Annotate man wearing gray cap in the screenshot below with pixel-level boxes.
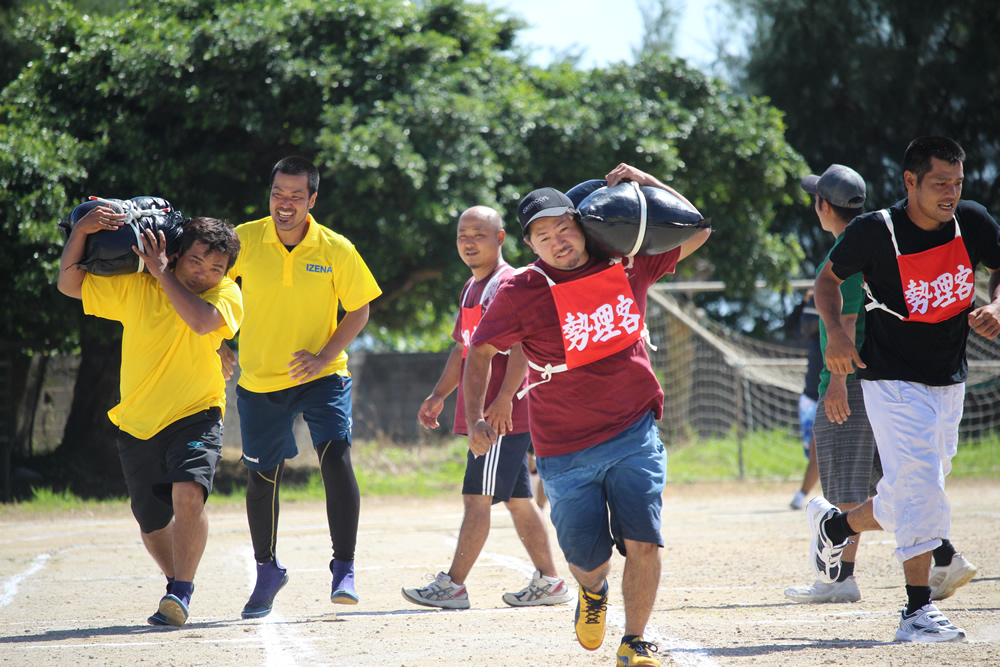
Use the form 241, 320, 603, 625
463, 163, 710, 665
810, 137, 1000, 642
786, 164, 877, 603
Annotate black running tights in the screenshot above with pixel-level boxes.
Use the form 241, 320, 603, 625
246, 441, 359, 563
318, 439, 360, 562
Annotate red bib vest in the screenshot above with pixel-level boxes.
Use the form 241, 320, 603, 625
865, 209, 974, 323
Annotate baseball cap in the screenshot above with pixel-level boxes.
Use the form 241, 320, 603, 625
517, 187, 573, 234
801, 164, 866, 209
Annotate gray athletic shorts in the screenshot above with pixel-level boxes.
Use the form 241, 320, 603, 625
814, 381, 881, 505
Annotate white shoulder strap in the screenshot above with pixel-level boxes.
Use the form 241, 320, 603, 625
625, 181, 647, 258
864, 209, 906, 319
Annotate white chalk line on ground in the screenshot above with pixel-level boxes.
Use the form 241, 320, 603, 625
242, 546, 335, 667
1, 552, 50, 610
444, 535, 722, 667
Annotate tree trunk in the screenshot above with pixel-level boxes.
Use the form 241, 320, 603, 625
53, 316, 125, 497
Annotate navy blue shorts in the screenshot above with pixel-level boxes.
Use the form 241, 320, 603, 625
536, 411, 665, 572
461, 431, 533, 504
237, 374, 353, 472
116, 407, 223, 534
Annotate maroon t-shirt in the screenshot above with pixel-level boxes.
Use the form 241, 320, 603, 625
471, 250, 679, 456
452, 264, 529, 435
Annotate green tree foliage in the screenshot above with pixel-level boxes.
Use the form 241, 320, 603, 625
0, 0, 809, 494
726, 0, 1000, 265
3, 0, 807, 347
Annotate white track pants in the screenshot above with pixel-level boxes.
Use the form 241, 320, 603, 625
861, 379, 963, 563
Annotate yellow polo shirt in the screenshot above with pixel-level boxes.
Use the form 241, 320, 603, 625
82, 272, 244, 440
230, 215, 382, 393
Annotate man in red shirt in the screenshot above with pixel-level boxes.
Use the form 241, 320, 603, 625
464, 164, 711, 665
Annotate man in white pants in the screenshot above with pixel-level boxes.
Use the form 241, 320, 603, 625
812, 137, 1000, 643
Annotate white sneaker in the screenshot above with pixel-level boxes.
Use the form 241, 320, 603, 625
401, 572, 470, 609
930, 553, 977, 600
790, 490, 807, 510
784, 576, 861, 603
807, 497, 850, 584
895, 603, 966, 643
502, 570, 573, 607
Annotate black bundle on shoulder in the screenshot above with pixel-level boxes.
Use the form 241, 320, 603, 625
59, 196, 186, 276
566, 179, 711, 258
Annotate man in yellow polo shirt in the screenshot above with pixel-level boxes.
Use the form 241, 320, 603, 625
58, 212, 243, 627
221, 156, 382, 619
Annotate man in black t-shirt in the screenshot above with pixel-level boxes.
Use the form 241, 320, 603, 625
810, 137, 1000, 643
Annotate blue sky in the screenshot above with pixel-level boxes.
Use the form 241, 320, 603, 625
484, 0, 725, 70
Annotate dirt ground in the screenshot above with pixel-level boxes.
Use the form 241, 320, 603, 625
2, 479, 998, 666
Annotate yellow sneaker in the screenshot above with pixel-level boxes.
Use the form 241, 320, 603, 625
574, 581, 608, 650
616, 637, 660, 666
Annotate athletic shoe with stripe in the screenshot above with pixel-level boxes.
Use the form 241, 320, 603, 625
401, 572, 470, 609
617, 636, 660, 666
502, 570, 573, 607
574, 580, 608, 650
895, 603, 966, 643
807, 497, 850, 584
784, 576, 861, 603
930, 554, 977, 601
146, 610, 170, 626
157, 594, 189, 627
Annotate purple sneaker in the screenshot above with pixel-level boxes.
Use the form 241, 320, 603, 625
330, 559, 358, 605
241, 560, 289, 619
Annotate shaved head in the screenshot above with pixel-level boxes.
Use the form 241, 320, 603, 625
456, 205, 505, 278
458, 205, 503, 233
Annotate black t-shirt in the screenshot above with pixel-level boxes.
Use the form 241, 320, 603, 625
829, 199, 1000, 386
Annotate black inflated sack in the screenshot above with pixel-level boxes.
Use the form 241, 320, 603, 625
572, 181, 711, 257
59, 196, 186, 276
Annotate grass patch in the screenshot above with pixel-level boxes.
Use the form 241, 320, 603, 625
952, 435, 1000, 477
214, 438, 470, 503
5, 431, 1000, 510
3, 486, 129, 513
665, 428, 806, 482
665, 428, 1000, 482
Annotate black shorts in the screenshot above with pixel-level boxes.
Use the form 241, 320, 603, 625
461, 431, 532, 504
117, 407, 223, 533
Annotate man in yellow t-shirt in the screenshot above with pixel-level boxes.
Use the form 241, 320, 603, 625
221, 156, 381, 619
58, 213, 243, 628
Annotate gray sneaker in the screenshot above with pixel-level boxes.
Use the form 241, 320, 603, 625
401, 572, 470, 609
807, 497, 850, 583
502, 570, 573, 607
930, 554, 977, 600
784, 576, 861, 603
895, 603, 966, 643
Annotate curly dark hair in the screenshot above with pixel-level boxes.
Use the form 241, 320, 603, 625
178, 217, 240, 270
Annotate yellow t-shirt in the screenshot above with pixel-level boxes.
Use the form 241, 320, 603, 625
230, 215, 382, 393
82, 272, 244, 440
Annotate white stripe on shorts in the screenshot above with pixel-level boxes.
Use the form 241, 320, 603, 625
481, 434, 502, 496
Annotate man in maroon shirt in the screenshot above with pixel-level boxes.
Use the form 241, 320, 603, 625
464, 164, 710, 665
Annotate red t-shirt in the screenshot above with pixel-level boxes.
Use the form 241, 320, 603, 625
452, 264, 529, 435
471, 250, 680, 456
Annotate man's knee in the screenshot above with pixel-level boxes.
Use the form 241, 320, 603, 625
172, 481, 207, 513
462, 494, 493, 513
622, 539, 660, 557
